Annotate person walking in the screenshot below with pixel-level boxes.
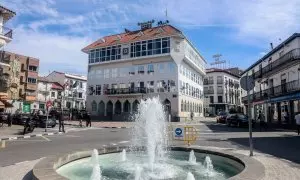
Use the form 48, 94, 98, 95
58, 111, 65, 133
7, 113, 12, 127
258, 111, 267, 131
86, 112, 91, 127
295, 112, 300, 135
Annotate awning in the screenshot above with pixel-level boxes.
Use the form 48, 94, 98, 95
0, 100, 13, 108
266, 92, 300, 104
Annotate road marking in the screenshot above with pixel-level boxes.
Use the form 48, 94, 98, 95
102, 145, 107, 147
41, 136, 51, 141
118, 141, 130, 144
48, 133, 54, 135
111, 143, 117, 146
24, 135, 30, 139
8, 137, 17, 141
1, 140, 5, 148
36, 134, 43, 137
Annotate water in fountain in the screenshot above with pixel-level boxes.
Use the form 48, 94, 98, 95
204, 156, 214, 177
131, 97, 168, 166
121, 149, 127, 162
90, 149, 101, 180
186, 172, 196, 180
134, 165, 142, 180
188, 150, 197, 165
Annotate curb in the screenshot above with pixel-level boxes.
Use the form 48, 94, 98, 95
0, 131, 63, 142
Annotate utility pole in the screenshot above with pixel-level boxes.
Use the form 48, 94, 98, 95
246, 72, 253, 156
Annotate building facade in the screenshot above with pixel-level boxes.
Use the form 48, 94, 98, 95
241, 33, 300, 127
37, 77, 63, 110
0, 51, 39, 113
0, 5, 15, 110
82, 22, 206, 121
204, 68, 242, 116
46, 71, 87, 110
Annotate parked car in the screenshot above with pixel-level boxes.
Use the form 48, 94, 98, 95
226, 114, 255, 127
37, 115, 56, 128
49, 109, 70, 121
12, 114, 31, 125
216, 112, 229, 123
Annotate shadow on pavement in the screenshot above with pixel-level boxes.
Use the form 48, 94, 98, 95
227, 135, 300, 164
22, 170, 33, 180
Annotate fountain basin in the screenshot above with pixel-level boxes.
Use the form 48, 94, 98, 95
32, 146, 264, 180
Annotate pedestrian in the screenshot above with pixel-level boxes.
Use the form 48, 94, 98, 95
7, 113, 12, 127
258, 111, 267, 131
190, 111, 194, 121
86, 112, 91, 127
58, 111, 65, 133
295, 112, 300, 135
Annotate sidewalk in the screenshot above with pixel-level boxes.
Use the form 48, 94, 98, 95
64, 120, 134, 128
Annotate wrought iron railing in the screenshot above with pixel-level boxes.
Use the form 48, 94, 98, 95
204, 89, 214, 94
105, 87, 147, 95
0, 25, 13, 39
253, 48, 300, 79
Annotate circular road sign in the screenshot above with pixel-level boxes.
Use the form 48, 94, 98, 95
240, 75, 255, 91
175, 128, 183, 136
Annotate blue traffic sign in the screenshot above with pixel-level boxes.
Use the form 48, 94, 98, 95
175, 128, 183, 136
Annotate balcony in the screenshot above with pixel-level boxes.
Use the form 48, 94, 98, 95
0, 25, 13, 39
105, 87, 147, 95
217, 80, 223, 84
242, 80, 300, 103
208, 80, 214, 85
204, 89, 214, 94
253, 48, 300, 79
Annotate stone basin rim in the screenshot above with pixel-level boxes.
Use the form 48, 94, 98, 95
32, 146, 265, 180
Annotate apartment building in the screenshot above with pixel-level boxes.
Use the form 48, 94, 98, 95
82, 21, 206, 121
241, 33, 300, 127
204, 68, 242, 116
46, 71, 87, 109
37, 77, 63, 110
0, 5, 15, 110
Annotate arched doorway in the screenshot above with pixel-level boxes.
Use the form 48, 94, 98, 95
106, 101, 113, 119
132, 100, 139, 112
115, 100, 122, 114
98, 101, 105, 116
163, 99, 171, 121
123, 100, 131, 113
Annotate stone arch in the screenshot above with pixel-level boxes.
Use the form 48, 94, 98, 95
132, 100, 139, 112
98, 101, 105, 116
115, 100, 122, 114
123, 100, 131, 113
106, 101, 113, 117
91, 100, 97, 112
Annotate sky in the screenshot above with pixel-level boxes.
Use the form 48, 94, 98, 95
2, 0, 300, 76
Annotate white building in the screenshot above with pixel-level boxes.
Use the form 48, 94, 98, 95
203, 68, 242, 116
82, 22, 206, 121
46, 71, 87, 110
241, 33, 300, 127
36, 76, 64, 110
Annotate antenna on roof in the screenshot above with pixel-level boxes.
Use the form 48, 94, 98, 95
211, 54, 226, 69
124, 28, 131, 33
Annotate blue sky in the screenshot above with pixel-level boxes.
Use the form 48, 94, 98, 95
2, 0, 300, 76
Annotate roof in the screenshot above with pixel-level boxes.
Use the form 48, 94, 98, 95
65, 73, 87, 81
241, 33, 300, 76
38, 76, 50, 82
82, 25, 182, 53
206, 68, 241, 78
0, 5, 16, 22
51, 82, 63, 90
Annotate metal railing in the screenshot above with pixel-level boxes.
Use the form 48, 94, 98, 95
105, 87, 147, 95
0, 25, 13, 39
217, 80, 223, 84
242, 80, 300, 102
208, 80, 214, 84
204, 89, 214, 94
217, 89, 224, 94
253, 48, 300, 79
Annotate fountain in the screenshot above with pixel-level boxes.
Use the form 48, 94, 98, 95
121, 149, 127, 162
189, 150, 197, 165
55, 97, 245, 180
90, 149, 101, 180
186, 172, 195, 180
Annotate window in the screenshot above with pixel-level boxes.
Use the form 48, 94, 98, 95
91, 101, 97, 111
28, 66, 37, 72
138, 65, 144, 74
78, 92, 83, 98
130, 38, 170, 57
218, 96, 223, 103
147, 81, 155, 93
104, 69, 110, 78
112, 68, 118, 78
158, 63, 164, 73
51, 92, 55, 97
96, 69, 103, 79
27, 77, 37, 84
147, 40, 153, 55
210, 96, 214, 103
96, 85, 101, 95
279, 50, 284, 57
147, 64, 154, 74
129, 66, 135, 76
79, 82, 83, 88
162, 37, 170, 53
169, 62, 176, 72
168, 80, 176, 92
157, 80, 164, 92
58, 91, 61, 96
217, 76, 223, 84
89, 46, 121, 64
154, 39, 162, 54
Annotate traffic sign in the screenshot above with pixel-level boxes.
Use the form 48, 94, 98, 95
240, 75, 254, 91
175, 128, 183, 137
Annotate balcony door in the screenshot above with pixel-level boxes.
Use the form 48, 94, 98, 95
281, 79, 287, 93
269, 79, 274, 95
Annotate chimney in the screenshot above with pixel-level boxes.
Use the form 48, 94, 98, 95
270, 43, 274, 50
